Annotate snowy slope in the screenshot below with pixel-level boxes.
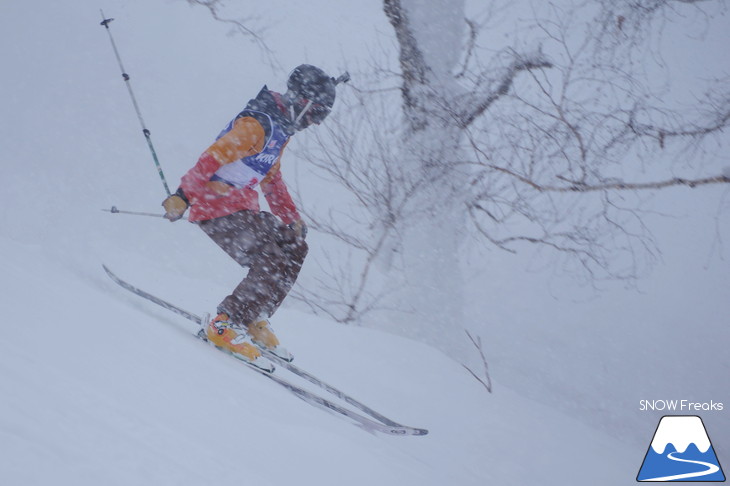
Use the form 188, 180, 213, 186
1, 238, 640, 486
1, 0, 727, 485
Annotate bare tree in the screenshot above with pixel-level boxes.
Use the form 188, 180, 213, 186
292, 0, 729, 359
462, 0, 729, 279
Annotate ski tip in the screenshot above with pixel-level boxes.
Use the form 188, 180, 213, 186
391, 427, 429, 436
262, 347, 294, 363
102, 264, 123, 285
247, 360, 275, 374
251, 357, 276, 373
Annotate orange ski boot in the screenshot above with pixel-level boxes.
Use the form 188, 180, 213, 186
246, 317, 293, 362
206, 313, 273, 371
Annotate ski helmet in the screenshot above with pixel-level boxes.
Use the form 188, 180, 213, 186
286, 64, 337, 126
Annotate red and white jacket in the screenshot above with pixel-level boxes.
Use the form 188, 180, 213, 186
179, 90, 301, 224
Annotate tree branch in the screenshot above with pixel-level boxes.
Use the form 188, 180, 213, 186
462, 330, 493, 393
185, 0, 277, 66
460, 55, 552, 128
480, 161, 730, 193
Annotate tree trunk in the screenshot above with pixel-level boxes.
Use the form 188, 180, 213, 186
382, 0, 472, 355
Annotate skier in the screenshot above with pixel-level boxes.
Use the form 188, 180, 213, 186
161, 65, 345, 367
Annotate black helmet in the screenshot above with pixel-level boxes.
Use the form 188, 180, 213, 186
287, 64, 337, 109
285, 65, 349, 130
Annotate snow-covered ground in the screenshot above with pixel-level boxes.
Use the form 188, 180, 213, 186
2, 239, 641, 485
1, 1, 727, 485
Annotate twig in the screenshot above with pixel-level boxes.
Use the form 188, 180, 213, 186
462, 330, 493, 393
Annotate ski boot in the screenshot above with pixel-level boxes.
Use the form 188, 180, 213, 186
202, 313, 274, 372
246, 316, 294, 362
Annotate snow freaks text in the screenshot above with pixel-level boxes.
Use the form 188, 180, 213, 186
639, 400, 724, 412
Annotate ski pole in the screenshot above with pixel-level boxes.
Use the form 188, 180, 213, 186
102, 206, 179, 219
99, 10, 172, 197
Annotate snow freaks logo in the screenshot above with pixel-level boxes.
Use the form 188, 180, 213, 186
637, 415, 726, 482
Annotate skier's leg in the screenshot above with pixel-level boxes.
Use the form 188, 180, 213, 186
198, 211, 292, 325
263, 229, 308, 317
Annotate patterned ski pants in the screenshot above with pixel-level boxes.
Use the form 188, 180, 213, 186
198, 210, 308, 326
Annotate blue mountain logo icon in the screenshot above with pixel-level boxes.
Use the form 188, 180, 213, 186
637, 415, 725, 482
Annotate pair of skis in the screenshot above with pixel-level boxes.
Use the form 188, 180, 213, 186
102, 265, 428, 436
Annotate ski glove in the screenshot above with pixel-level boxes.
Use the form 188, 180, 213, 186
288, 219, 308, 240
162, 188, 189, 222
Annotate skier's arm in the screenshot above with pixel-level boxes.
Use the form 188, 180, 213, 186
261, 163, 301, 226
